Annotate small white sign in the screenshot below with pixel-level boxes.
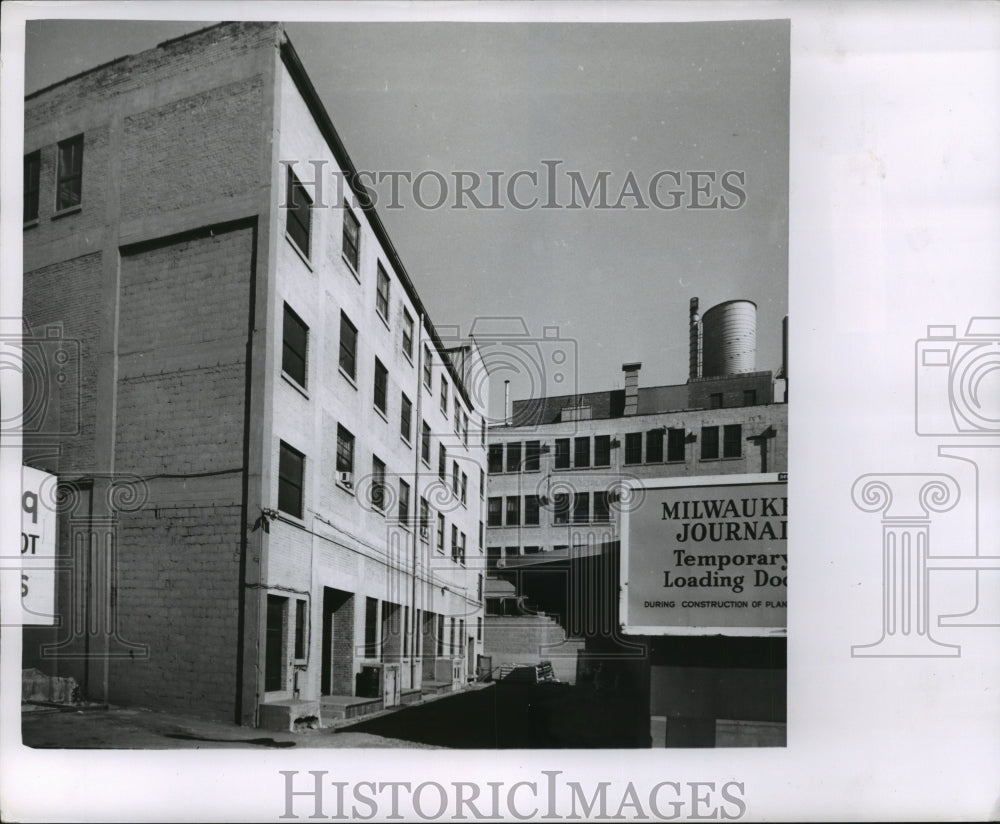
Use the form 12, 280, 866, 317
21, 465, 57, 626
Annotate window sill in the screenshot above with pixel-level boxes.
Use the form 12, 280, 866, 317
402, 350, 414, 368
339, 367, 358, 389
342, 253, 361, 282
281, 372, 309, 399
699, 456, 744, 463
336, 480, 355, 496
377, 311, 391, 332
374, 406, 389, 423
401, 434, 412, 449
52, 204, 82, 220
421, 457, 431, 469
23, 218, 39, 230
285, 233, 314, 271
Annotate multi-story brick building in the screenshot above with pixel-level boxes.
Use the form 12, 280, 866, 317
484, 298, 788, 746
21, 21, 489, 727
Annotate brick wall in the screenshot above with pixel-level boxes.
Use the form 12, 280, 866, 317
110, 502, 243, 719
121, 76, 263, 221
21, 252, 104, 474
108, 223, 254, 718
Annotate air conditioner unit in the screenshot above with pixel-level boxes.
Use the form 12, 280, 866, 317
420, 525, 430, 539
338, 471, 353, 488
496, 558, 506, 568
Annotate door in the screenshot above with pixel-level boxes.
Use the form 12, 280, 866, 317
265, 595, 285, 692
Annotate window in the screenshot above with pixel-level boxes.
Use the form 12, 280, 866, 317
574, 437, 590, 468
398, 479, 410, 524
294, 599, 307, 660
342, 208, 360, 271
278, 441, 304, 518
554, 438, 570, 469
454, 402, 461, 434
488, 444, 503, 474
701, 426, 720, 460
667, 428, 686, 462
479, 521, 484, 549
372, 456, 386, 510
479, 469, 485, 499
553, 493, 570, 525
365, 597, 378, 658
402, 311, 414, 360
524, 495, 540, 526
400, 393, 412, 442
744, 389, 757, 406
624, 433, 643, 465
461, 412, 469, 446
506, 442, 521, 473
56, 134, 83, 211
339, 312, 357, 380
594, 435, 611, 467
477, 615, 483, 641
481, 419, 486, 449
452, 461, 460, 496
488, 497, 502, 527
723, 424, 743, 458
460, 472, 468, 506
506, 496, 520, 526
373, 358, 388, 414
460, 532, 467, 565
420, 497, 430, 538
285, 168, 312, 257
440, 378, 449, 415
594, 491, 610, 523
376, 263, 390, 321
23, 151, 40, 222
451, 524, 459, 562
282, 304, 308, 388
646, 429, 664, 463
336, 424, 354, 477
572, 492, 590, 524
438, 444, 446, 481
525, 441, 541, 471
423, 345, 433, 388
437, 513, 445, 552
710, 392, 724, 409
487, 547, 501, 572
421, 421, 431, 464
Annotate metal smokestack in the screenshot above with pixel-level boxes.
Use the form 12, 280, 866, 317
689, 297, 701, 381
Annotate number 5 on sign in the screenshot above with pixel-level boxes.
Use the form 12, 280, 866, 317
21, 466, 57, 626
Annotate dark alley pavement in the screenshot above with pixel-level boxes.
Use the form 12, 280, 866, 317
22, 682, 645, 749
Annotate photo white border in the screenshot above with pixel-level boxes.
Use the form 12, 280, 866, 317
3, 1, 999, 821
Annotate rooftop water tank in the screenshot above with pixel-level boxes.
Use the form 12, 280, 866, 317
700, 300, 757, 377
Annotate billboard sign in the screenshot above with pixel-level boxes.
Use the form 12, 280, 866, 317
21, 465, 57, 626
620, 473, 787, 636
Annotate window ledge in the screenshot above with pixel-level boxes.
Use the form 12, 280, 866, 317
336, 480, 356, 496
342, 254, 361, 282
401, 434, 412, 448
374, 406, 389, 423
281, 372, 310, 399
338, 367, 358, 389
52, 204, 82, 220
285, 233, 314, 271
377, 311, 391, 331
402, 350, 414, 368
23, 218, 39, 230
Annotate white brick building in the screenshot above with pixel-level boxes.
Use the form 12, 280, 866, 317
22, 22, 488, 727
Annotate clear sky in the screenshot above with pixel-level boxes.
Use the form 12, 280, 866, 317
25, 18, 788, 420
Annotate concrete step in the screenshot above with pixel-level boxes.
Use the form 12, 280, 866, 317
320, 694, 383, 721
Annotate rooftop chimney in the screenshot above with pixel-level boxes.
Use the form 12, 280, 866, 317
689, 297, 701, 381
622, 362, 642, 416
